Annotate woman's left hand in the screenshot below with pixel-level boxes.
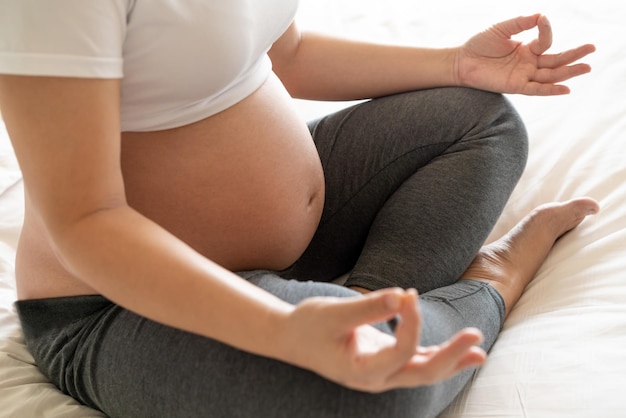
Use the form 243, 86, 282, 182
456, 14, 595, 96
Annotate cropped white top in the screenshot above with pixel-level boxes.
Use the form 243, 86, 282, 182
0, 0, 299, 131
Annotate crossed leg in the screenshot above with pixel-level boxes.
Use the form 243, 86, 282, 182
351, 197, 599, 318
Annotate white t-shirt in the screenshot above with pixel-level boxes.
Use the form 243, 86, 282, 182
0, 0, 299, 131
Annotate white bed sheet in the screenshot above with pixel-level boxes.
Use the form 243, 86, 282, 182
1, 1, 625, 417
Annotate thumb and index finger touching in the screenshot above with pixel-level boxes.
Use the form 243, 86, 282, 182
327, 287, 422, 363
529, 15, 553, 56
328, 288, 424, 388
495, 14, 553, 55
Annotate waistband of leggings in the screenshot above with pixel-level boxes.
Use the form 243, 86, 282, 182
15, 294, 113, 342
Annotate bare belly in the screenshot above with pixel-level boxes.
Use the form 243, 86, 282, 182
15, 74, 325, 300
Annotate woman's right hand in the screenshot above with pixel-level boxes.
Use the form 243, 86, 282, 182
279, 288, 487, 393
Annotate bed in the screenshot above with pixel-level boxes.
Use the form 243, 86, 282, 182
1, 0, 625, 416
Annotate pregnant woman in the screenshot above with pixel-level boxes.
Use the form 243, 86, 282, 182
0, 2, 597, 417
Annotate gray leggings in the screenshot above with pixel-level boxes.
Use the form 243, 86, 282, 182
16, 87, 528, 418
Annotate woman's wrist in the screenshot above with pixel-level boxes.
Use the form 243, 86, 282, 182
258, 300, 299, 363
407, 46, 463, 90
449, 46, 464, 88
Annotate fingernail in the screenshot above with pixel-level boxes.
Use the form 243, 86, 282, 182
467, 327, 484, 344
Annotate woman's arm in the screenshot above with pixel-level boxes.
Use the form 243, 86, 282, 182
0, 75, 295, 358
269, 14, 595, 101
269, 23, 457, 101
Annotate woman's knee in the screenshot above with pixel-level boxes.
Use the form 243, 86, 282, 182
473, 89, 528, 158
444, 87, 528, 180
401, 87, 528, 160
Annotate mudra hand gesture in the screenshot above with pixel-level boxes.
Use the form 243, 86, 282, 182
456, 14, 595, 96
282, 288, 487, 393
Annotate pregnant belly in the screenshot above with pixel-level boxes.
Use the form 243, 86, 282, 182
120, 74, 325, 271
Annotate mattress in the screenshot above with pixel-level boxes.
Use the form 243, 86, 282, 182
1, 0, 625, 416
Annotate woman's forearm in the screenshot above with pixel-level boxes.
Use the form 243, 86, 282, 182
53, 204, 295, 360
271, 30, 460, 101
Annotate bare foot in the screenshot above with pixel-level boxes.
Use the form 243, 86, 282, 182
461, 197, 600, 317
